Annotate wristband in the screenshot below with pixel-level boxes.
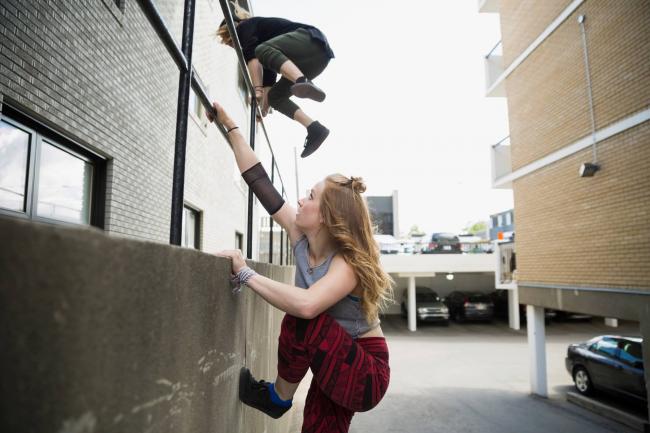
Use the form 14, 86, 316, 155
230, 266, 258, 294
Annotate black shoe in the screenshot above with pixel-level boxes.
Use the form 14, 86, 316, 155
239, 367, 291, 419
290, 79, 326, 102
301, 121, 329, 158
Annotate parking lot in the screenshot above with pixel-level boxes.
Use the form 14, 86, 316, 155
290, 316, 645, 432
352, 317, 644, 432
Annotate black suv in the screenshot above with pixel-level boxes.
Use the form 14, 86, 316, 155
422, 233, 461, 254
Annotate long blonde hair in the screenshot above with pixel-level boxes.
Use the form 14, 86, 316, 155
320, 174, 394, 323
216, 2, 251, 46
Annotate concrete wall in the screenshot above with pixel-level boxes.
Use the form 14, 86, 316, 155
0, 216, 296, 433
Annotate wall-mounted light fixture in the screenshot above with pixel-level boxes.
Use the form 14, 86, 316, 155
579, 162, 600, 177
578, 14, 600, 178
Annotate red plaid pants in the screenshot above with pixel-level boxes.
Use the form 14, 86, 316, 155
278, 313, 390, 433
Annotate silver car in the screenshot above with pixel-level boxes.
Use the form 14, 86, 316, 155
401, 287, 450, 325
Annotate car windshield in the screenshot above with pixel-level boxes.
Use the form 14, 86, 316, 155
468, 294, 491, 302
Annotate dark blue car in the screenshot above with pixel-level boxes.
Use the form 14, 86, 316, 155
565, 335, 646, 402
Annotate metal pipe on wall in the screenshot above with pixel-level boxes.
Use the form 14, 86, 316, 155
169, 0, 197, 245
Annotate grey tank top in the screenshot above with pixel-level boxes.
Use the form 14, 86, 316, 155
294, 236, 380, 339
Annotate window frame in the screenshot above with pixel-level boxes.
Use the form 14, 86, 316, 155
181, 203, 201, 250
0, 106, 106, 228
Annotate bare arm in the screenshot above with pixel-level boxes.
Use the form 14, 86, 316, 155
243, 255, 357, 318
210, 102, 302, 244
247, 58, 264, 100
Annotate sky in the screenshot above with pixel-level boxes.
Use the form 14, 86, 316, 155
251, 0, 513, 236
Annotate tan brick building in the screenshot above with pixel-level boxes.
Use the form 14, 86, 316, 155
480, 0, 650, 411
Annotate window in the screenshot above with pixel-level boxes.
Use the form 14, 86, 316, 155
0, 108, 105, 227
188, 88, 207, 127
181, 205, 201, 249
235, 231, 243, 251
593, 338, 618, 358
505, 212, 512, 226
617, 341, 642, 366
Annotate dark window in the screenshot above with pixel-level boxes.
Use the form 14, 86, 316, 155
235, 231, 243, 251
181, 205, 200, 249
0, 108, 105, 227
593, 338, 618, 358
617, 341, 642, 366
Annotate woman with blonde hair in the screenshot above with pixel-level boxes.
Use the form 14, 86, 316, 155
209, 101, 392, 432
216, 4, 334, 158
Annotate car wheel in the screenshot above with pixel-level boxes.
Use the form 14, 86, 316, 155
573, 366, 593, 396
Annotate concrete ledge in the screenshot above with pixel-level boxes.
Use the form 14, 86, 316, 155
566, 392, 649, 432
0, 216, 295, 433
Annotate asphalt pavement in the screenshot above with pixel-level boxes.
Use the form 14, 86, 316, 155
287, 316, 643, 432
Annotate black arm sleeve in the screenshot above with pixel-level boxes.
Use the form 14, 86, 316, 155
242, 162, 285, 215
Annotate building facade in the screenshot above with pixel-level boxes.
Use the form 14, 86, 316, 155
0, 0, 289, 261
481, 0, 650, 409
489, 209, 514, 241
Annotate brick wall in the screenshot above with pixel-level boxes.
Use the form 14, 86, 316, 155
504, 0, 650, 172
498, 1, 650, 292
499, 0, 571, 67
513, 122, 650, 290
0, 0, 259, 253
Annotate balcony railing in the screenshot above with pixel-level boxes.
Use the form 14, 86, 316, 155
137, 0, 291, 265
484, 40, 505, 97
490, 136, 513, 189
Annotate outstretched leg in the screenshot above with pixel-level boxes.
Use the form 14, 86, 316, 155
254, 29, 331, 158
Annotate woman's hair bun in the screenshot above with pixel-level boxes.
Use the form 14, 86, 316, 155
350, 176, 366, 194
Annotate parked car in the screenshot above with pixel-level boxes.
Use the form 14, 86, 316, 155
422, 233, 462, 254
400, 287, 449, 325
566, 335, 646, 402
445, 291, 494, 322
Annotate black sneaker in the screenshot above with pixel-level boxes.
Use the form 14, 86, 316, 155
301, 121, 329, 158
239, 367, 291, 419
290, 79, 326, 102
